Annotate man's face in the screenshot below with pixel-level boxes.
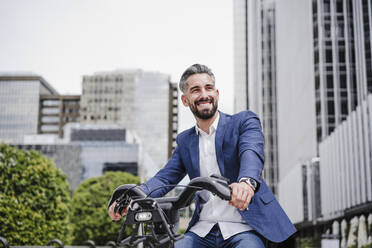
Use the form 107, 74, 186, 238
181, 73, 219, 120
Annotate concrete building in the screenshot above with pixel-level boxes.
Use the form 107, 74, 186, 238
234, 0, 372, 243
233, 0, 249, 113
168, 82, 178, 158
64, 123, 140, 181
39, 94, 80, 138
15, 143, 83, 191
0, 74, 58, 144
275, 0, 372, 224
80, 69, 176, 176
274, 0, 318, 224
316, 94, 372, 247
319, 94, 372, 219
0, 74, 81, 143
21, 124, 142, 190
233, 0, 280, 194
312, 0, 372, 143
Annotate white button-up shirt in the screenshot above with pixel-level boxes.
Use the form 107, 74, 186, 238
189, 113, 252, 240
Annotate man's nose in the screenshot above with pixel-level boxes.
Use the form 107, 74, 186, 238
200, 88, 208, 99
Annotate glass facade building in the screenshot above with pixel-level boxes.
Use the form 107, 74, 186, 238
234, 0, 372, 238
0, 75, 57, 144
312, 0, 372, 143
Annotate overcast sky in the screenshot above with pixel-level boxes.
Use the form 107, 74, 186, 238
0, 0, 234, 130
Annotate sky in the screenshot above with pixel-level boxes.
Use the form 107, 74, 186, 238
0, 0, 234, 130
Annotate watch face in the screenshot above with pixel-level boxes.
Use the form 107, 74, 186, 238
248, 178, 257, 188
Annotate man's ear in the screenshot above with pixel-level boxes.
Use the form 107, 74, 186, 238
181, 94, 189, 107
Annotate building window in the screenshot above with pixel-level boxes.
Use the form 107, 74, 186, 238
341, 101, 348, 115
326, 49, 333, 63
339, 49, 346, 63
326, 75, 334, 89
327, 101, 335, 115
336, 0, 343, 13
323, 0, 330, 13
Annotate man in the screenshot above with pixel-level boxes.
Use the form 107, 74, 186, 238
109, 64, 296, 247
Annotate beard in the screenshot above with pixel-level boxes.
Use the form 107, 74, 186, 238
190, 98, 218, 120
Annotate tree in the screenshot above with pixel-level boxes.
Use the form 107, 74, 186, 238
0, 144, 72, 245
70, 171, 140, 245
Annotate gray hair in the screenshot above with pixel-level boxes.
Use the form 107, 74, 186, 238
179, 64, 216, 93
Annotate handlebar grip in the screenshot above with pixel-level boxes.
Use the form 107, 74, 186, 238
107, 184, 146, 211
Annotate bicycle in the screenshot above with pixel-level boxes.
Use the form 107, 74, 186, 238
107, 175, 232, 248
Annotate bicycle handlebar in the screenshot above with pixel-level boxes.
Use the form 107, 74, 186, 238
109, 175, 231, 213
172, 175, 231, 209
108, 175, 232, 247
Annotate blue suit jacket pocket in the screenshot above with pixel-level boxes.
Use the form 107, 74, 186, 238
259, 191, 275, 205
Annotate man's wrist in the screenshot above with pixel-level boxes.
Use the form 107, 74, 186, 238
239, 177, 259, 192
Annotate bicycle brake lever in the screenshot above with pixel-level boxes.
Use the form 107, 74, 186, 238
113, 202, 122, 214
114, 195, 130, 214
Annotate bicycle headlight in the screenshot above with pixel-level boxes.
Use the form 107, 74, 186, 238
135, 212, 152, 222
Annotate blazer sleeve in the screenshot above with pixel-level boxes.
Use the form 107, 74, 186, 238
238, 111, 265, 183
140, 138, 186, 197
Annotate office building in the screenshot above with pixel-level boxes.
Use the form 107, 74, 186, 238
0, 74, 58, 144
65, 124, 139, 180
233, 0, 279, 194
80, 69, 176, 175
168, 83, 178, 157
20, 124, 141, 190
319, 94, 372, 219
275, 0, 372, 223
234, 0, 372, 242
15, 143, 83, 190
39, 95, 80, 138
312, 0, 372, 143
233, 0, 249, 113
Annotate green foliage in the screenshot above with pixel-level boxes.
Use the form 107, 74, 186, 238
296, 237, 318, 248
70, 171, 140, 245
0, 144, 72, 245
361, 244, 372, 248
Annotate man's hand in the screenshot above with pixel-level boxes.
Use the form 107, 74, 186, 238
108, 202, 129, 221
229, 182, 255, 210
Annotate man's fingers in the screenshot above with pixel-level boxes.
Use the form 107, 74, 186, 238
229, 182, 255, 210
236, 187, 245, 209
109, 202, 123, 221
240, 190, 249, 210
229, 184, 237, 203
121, 206, 129, 216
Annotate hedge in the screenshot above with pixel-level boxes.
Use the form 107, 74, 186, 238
70, 171, 140, 245
0, 144, 72, 245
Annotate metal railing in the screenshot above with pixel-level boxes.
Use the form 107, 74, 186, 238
0, 237, 117, 248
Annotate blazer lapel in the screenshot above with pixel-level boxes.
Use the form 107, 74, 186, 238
215, 112, 228, 176
189, 129, 200, 178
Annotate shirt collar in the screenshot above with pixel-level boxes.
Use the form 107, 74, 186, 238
195, 112, 220, 136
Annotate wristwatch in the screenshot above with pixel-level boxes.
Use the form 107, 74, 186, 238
240, 177, 259, 192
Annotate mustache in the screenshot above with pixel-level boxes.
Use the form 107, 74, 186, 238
195, 98, 213, 105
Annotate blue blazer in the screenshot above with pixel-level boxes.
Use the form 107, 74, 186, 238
141, 111, 296, 243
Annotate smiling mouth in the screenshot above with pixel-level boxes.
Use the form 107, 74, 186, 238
196, 99, 212, 106
198, 102, 211, 106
